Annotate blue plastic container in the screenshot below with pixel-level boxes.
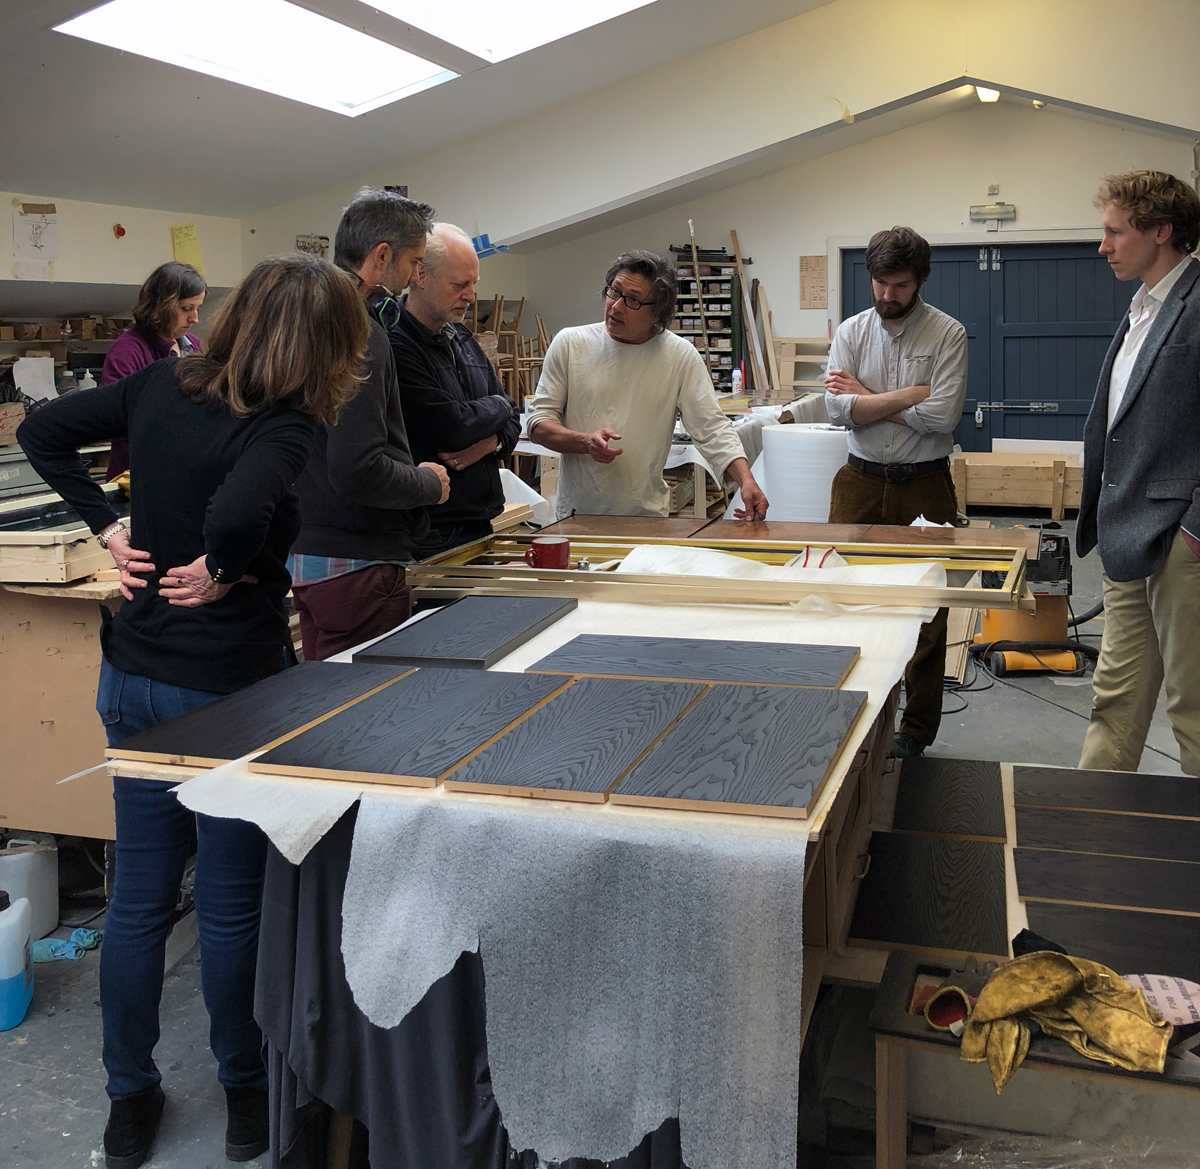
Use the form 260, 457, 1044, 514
0, 890, 34, 1031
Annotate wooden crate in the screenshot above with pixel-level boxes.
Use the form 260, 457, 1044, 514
0, 524, 111, 583
951, 451, 1082, 520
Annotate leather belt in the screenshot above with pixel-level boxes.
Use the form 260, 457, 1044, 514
847, 454, 949, 483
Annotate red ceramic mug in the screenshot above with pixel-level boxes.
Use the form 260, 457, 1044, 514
524, 536, 570, 569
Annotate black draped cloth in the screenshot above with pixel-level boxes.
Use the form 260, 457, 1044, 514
255, 804, 687, 1169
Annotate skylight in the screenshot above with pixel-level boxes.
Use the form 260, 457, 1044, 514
54, 0, 456, 117
366, 0, 659, 64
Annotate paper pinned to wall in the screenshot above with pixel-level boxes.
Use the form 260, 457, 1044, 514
798, 255, 828, 310
13, 260, 51, 281
170, 223, 206, 276
13, 357, 56, 402
13, 211, 60, 262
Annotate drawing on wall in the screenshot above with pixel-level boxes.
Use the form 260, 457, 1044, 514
13, 211, 60, 261
296, 234, 330, 258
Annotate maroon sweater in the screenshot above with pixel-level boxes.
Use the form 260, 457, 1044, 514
101, 325, 202, 478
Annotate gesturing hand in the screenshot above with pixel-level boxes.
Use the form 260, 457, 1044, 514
420, 461, 451, 504
585, 428, 623, 464
158, 555, 257, 608
824, 368, 868, 396
105, 529, 155, 603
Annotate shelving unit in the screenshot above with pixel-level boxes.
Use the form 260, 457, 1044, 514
668, 246, 743, 392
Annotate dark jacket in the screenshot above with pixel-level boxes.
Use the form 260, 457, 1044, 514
387, 296, 520, 528
18, 358, 312, 693
1078, 258, 1200, 582
292, 318, 444, 560
101, 324, 203, 479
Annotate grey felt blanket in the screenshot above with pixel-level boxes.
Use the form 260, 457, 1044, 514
341, 790, 806, 1169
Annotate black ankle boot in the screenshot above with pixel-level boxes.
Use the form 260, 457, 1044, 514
225, 1086, 269, 1162
104, 1084, 165, 1169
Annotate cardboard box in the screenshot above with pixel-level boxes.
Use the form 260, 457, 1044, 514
0, 326, 13, 342
0, 402, 25, 445
39, 324, 62, 341
15, 323, 39, 341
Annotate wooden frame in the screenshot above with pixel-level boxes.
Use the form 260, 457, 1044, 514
408, 533, 1035, 611
950, 451, 1082, 520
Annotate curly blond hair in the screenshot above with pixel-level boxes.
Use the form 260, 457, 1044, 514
1096, 171, 1199, 254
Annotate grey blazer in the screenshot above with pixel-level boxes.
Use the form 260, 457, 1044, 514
1077, 257, 1200, 582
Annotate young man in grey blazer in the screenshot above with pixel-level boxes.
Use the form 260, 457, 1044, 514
1077, 171, 1200, 776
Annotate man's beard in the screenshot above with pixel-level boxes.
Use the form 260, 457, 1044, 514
874, 292, 918, 320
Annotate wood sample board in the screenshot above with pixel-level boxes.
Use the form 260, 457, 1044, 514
1024, 902, 1200, 984
848, 832, 1009, 959
106, 661, 411, 767
1014, 848, 1200, 917
352, 595, 577, 669
1013, 764, 1200, 820
609, 684, 867, 820
250, 669, 567, 787
1015, 806, 1197, 863
890, 758, 1005, 841
443, 676, 705, 802
526, 634, 859, 689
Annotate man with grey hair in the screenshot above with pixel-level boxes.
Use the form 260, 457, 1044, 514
289, 187, 450, 659
528, 249, 767, 519
383, 222, 520, 558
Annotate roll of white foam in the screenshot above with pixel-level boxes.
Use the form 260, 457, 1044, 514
749, 423, 848, 522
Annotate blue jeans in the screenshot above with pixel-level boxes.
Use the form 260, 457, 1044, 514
96, 658, 269, 1100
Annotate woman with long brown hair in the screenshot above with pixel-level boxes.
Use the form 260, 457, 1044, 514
102, 260, 209, 480
18, 253, 369, 1169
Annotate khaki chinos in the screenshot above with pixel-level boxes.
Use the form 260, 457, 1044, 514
1080, 529, 1200, 776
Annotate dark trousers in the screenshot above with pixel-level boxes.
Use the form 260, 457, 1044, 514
412, 519, 494, 562
291, 563, 412, 661
828, 462, 959, 747
95, 659, 269, 1100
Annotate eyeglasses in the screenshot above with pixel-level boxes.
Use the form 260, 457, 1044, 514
604, 284, 655, 311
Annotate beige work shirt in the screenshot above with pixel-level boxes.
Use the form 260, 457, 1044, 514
528, 323, 745, 518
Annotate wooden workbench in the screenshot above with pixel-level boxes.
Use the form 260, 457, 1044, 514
1, 578, 120, 838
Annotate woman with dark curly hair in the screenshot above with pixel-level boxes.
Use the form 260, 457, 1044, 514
101, 260, 208, 480
19, 253, 369, 1169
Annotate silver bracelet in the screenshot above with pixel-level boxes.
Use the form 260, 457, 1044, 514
97, 522, 127, 550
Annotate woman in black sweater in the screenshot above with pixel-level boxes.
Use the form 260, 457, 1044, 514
18, 254, 369, 1169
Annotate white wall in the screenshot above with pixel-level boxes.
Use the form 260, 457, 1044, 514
521, 102, 1194, 337
241, 0, 1200, 277
0, 192, 242, 291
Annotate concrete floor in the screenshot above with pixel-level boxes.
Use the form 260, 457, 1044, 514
0, 511, 1185, 1167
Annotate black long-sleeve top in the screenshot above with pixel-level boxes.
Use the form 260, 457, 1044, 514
291, 318, 444, 559
17, 358, 314, 693
388, 297, 520, 528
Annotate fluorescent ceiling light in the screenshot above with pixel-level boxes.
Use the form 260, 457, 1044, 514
55, 0, 456, 116
975, 86, 1000, 103
366, 0, 659, 63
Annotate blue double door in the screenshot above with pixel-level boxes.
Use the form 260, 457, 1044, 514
840, 242, 1134, 451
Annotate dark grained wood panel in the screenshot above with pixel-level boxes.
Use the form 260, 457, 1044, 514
106, 661, 411, 766
890, 758, 1005, 840
1016, 807, 1200, 863
443, 677, 705, 801
610, 685, 868, 819
1014, 765, 1200, 820
249, 669, 566, 786
527, 634, 859, 688
1025, 902, 1200, 983
849, 833, 1008, 958
539, 514, 717, 538
352, 596, 576, 669
1015, 847, 1200, 916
